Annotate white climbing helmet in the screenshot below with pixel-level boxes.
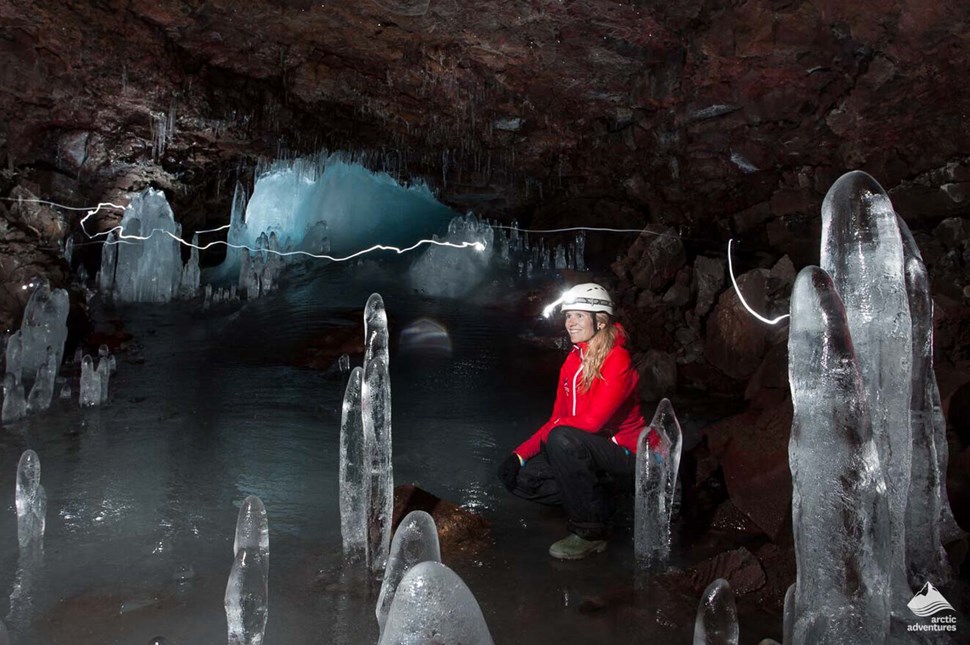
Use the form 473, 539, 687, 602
542, 283, 614, 318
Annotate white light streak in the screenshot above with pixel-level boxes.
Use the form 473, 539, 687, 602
727, 238, 790, 325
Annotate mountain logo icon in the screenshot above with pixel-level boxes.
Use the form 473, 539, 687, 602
908, 582, 956, 617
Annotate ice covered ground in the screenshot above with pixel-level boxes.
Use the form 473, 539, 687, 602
0, 260, 757, 644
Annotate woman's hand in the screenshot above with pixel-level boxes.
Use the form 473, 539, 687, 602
497, 453, 524, 491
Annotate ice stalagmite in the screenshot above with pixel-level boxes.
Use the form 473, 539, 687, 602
693, 578, 739, 645
96, 355, 111, 404
25, 347, 57, 414
896, 215, 950, 587
98, 230, 118, 294
19, 282, 69, 377
379, 561, 494, 645
339, 367, 367, 560
363, 356, 392, 574
364, 293, 389, 368
377, 510, 441, 634
783, 583, 794, 645
16, 450, 46, 548
225, 547, 268, 645
788, 266, 890, 644
2, 374, 26, 424
226, 496, 269, 645
4, 330, 23, 382
820, 171, 912, 613
635, 398, 683, 568
79, 355, 101, 407
234, 495, 270, 566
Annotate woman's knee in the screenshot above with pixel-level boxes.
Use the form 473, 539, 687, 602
546, 425, 585, 457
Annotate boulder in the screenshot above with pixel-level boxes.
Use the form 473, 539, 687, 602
692, 255, 724, 318
392, 484, 491, 558
703, 397, 793, 540
703, 268, 769, 380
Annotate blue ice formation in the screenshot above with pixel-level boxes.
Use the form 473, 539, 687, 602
214, 154, 455, 280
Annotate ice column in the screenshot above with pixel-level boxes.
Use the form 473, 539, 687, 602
896, 216, 950, 586
226, 496, 269, 645
2, 374, 26, 424
788, 266, 891, 644
363, 356, 393, 575
379, 561, 494, 645
339, 367, 367, 560
19, 283, 69, 378
820, 171, 912, 612
15, 450, 46, 548
79, 355, 102, 407
635, 398, 683, 568
364, 293, 390, 368
180, 233, 201, 298
693, 579, 738, 645
25, 347, 57, 414
377, 511, 441, 634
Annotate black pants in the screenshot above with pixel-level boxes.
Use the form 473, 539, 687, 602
510, 426, 636, 540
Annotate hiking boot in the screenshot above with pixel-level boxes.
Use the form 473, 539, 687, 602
548, 534, 607, 560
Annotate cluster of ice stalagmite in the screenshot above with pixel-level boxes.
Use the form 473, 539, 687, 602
2, 281, 69, 422
239, 232, 284, 299
819, 171, 914, 614
783, 170, 960, 643
634, 398, 683, 569
408, 214, 494, 298
99, 188, 198, 303
15, 450, 46, 548
379, 561, 494, 645
78, 346, 115, 407
408, 213, 588, 298
339, 293, 393, 574
693, 578, 738, 645
788, 266, 891, 643
225, 495, 269, 645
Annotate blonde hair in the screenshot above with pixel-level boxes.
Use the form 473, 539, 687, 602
579, 312, 617, 392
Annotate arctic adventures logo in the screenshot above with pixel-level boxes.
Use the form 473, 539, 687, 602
907, 582, 957, 634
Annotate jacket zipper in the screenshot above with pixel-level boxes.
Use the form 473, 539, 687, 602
571, 347, 584, 416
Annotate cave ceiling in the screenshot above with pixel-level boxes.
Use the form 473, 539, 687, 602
2, 0, 970, 237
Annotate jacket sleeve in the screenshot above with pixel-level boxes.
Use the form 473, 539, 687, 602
514, 366, 568, 460
553, 349, 635, 434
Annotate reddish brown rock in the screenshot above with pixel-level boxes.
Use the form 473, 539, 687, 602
392, 484, 491, 558
687, 547, 766, 596
704, 269, 769, 380
704, 397, 793, 540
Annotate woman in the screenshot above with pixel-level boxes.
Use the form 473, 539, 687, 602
497, 283, 651, 560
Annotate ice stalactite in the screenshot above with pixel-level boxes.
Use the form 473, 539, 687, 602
634, 398, 683, 569
819, 171, 912, 616
788, 266, 891, 644
408, 214, 494, 298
